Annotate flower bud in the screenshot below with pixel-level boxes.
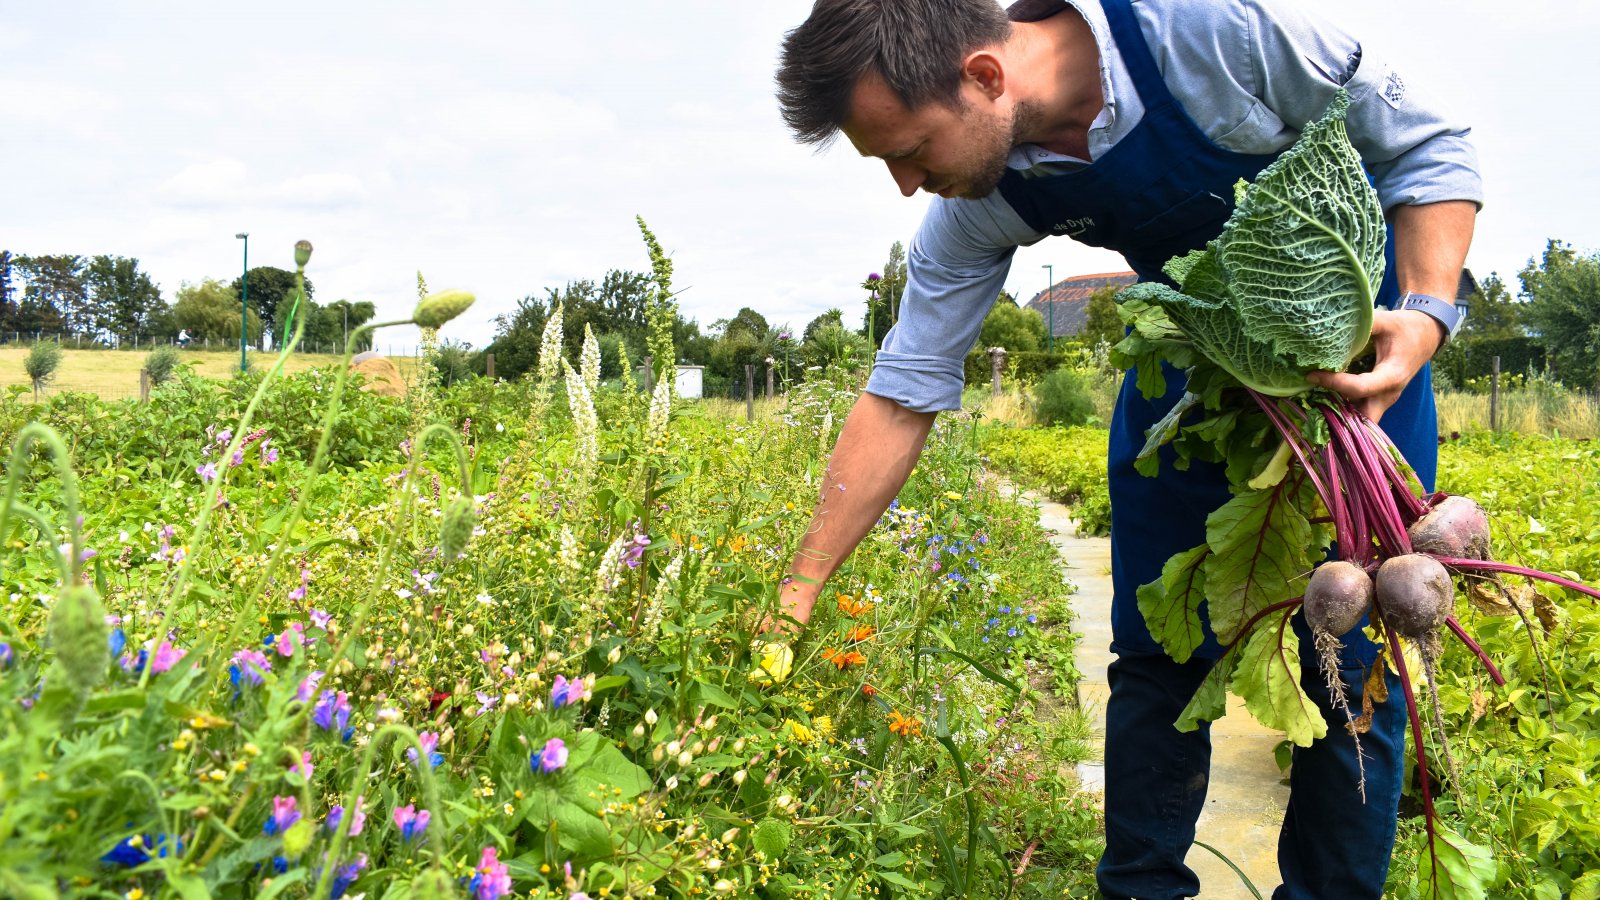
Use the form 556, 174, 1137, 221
439, 497, 475, 562
632, 722, 646, 739
677, 751, 693, 768
732, 769, 747, 785
49, 585, 109, 695
293, 240, 314, 269
645, 708, 659, 726
412, 289, 476, 329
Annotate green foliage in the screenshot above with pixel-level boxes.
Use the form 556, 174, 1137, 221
230, 265, 314, 332
1381, 432, 1600, 898
1117, 91, 1381, 396
83, 255, 170, 340
1461, 272, 1524, 341
431, 339, 479, 387
963, 349, 1074, 384
273, 297, 376, 352
802, 322, 867, 371
173, 278, 264, 345
637, 216, 677, 378
0, 345, 1093, 896
1433, 334, 1547, 388
142, 345, 184, 385
980, 425, 1112, 536
1031, 367, 1097, 427
1519, 240, 1600, 389
1079, 285, 1124, 351
979, 300, 1047, 352
23, 340, 63, 392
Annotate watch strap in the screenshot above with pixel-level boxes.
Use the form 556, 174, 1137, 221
1399, 292, 1464, 346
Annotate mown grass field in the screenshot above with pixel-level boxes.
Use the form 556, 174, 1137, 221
0, 348, 419, 400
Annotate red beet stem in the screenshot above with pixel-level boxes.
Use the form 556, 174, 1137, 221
1443, 616, 1506, 687
1431, 558, 1600, 602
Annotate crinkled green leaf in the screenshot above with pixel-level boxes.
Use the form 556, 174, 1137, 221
1234, 617, 1325, 747
1201, 479, 1316, 644
1418, 826, 1498, 900
1139, 91, 1382, 396
1137, 545, 1210, 663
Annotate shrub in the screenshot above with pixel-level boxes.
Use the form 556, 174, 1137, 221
24, 340, 63, 397
431, 339, 479, 387
1031, 367, 1097, 427
142, 345, 183, 385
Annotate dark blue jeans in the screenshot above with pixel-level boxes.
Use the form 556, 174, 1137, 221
1096, 615, 1407, 899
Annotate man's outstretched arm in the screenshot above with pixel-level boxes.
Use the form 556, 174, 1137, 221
767, 391, 936, 634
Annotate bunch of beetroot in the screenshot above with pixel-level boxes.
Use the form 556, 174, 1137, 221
1252, 388, 1600, 840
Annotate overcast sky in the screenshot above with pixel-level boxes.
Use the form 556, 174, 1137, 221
3, 1, 1595, 352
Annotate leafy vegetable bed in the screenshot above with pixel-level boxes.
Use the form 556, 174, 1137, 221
979, 426, 1112, 537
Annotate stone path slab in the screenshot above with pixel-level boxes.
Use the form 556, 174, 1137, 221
1023, 487, 1289, 899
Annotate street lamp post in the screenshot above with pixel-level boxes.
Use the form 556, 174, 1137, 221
1042, 263, 1055, 353
236, 232, 249, 372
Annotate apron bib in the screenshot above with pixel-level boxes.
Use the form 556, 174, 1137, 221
998, 0, 1438, 658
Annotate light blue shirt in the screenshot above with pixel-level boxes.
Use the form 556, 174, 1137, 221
865, 0, 1483, 413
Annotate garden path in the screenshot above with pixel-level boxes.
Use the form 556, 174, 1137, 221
1015, 485, 1289, 899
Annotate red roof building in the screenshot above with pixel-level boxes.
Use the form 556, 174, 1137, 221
1023, 271, 1139, 338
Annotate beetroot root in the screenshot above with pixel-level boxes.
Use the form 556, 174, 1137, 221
1376, 554, 1454, 640
1304, 560, 1375, 638
1409, 494, 1491, 561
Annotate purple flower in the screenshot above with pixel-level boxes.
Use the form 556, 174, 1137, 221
777, 330, 793, 341
295, 670, 325, 703
474, 691, 498, 716
291, 750, 314, 782
261, 441, 279, 466
288, 565, 311, 603
0, 643, 11, 669
407, 731, 445, 769
274, 622, 304, 658
263, 795, 300, 835
214, 428, 233, 447
78, 547, 97, 562
550, 675, 586, 711
622, 532, 650, 569
195, 462, 218, 483
534, 738, 568, 774
393, 804, 431, 842
150, 641, 186, 674
867, 272, 882, 281
326, 797, 366, 836
312, 689, 352, 738
229, 649, 272, 687
327, 853, 367, 900
310, 608, 332, 629
470, 846, 512, 900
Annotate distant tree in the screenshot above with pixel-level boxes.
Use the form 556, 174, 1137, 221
174, 279, 264, 346
881, 241, 908, 325
432, 339, 478, 387
803, 308, 843, 345
1079, 286, 1123, 350
230, 267, 313, 342
482, 294, 549, 380
804, 322, 868, 371
1519, 240, 1600, 388
273, 297, 375, 352
0, 251, 15, 333
978, 300, 1046, 351
13, 255, 84, 336
1460, 272, 1523, 340
83, 255, 168, 342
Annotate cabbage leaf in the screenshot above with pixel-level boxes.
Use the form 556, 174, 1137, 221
1117, 90, 1384, 396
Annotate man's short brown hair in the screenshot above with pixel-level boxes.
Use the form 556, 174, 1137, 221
776, 0, 1012, 147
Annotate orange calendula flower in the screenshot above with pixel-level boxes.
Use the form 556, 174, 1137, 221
888, 711, 922, 737
837, 595, 874, 617
861, 683, 878, 697
820, 647, 867, 670
846, 624, 876, 643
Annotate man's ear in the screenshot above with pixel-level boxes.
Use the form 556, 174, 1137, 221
962, 52, 1006, 100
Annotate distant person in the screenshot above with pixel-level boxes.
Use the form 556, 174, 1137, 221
176, 329, 192, 348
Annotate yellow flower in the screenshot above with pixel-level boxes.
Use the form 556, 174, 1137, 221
944, 491, 963, 501
748, 641, 793, 686
784, 719, 814, 743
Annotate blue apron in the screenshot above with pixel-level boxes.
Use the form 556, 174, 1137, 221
998, 0, 1438, 660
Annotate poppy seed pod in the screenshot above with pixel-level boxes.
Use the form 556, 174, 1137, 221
412, 289, 476, 329
439, 497, 475, 562
294, 240, 314, 270
49, 585, 109, 695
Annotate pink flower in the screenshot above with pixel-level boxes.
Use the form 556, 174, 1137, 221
393, 804, 431, 842
295, 670, 325, 703
534, 738, 568, 774
150, 640, 186, 674
327, 796, 366, 836
275, 622, 305, 658
291, 750, 314, 782
470, 846, 512, 900
263, 795, 300, 835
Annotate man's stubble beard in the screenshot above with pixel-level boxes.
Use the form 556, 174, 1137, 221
952, 96, 1043, 201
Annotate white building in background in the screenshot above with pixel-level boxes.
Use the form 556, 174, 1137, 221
675, 365, 704, 400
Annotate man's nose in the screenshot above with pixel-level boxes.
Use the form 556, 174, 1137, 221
885, 159, 924, 198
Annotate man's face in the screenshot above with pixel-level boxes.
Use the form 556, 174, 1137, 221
842, 72, 1015, 201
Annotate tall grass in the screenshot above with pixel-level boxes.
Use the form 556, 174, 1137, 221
1435, 384, 1600, 440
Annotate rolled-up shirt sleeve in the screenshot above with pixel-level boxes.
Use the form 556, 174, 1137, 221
865, 195, 1044, 413
1241, 0, 1483, 211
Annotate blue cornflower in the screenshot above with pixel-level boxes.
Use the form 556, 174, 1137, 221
1027, 614, 1038, 624
1007, 628, 1018, 638
108, 627, 126, 656
999, 606, 1010, 614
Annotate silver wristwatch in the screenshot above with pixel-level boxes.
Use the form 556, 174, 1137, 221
1399, 292, 1466, 346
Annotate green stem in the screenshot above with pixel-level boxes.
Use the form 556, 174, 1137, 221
0, 424, 85, 585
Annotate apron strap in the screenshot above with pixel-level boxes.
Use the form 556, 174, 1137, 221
1097, 0, 1178, 112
